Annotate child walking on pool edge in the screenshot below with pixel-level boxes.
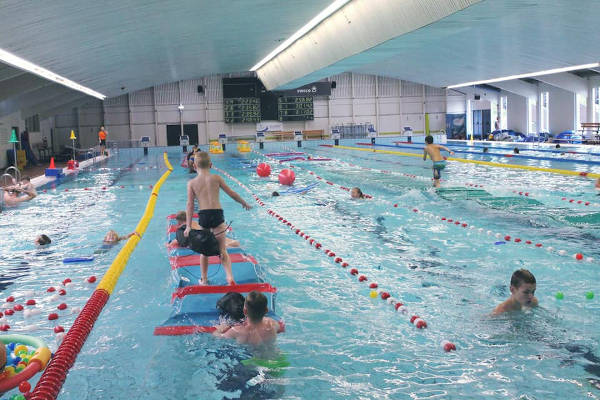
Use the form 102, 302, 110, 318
423, 136, 454, 188
184, 151, 251, 285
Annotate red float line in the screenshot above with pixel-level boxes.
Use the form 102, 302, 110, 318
30, 289, 110, 400
211, 165, 429, 331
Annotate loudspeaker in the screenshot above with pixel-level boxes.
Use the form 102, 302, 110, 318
331, 81, 336, 89
474, 94, 481, 100
197, 85, 204, 94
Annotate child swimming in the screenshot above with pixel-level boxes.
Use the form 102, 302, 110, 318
493, 269, 538, 314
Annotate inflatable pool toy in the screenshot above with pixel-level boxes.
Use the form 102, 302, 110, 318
155, 215, 284, 335
0, 334, 51, 394
241, 354, 290, 377
209, 141, 224, 154
237, 140, 251, 153
279, 182, 318, 195
256, 163, 271, 177
278, 169, 295, 185
62, 257, 95, 264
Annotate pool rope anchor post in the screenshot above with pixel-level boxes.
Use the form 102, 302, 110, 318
30, 152, 173, 400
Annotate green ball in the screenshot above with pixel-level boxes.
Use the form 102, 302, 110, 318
586, 291, 594, 300
555, 292, 564, 300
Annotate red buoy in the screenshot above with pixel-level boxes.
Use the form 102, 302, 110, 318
54, 326, 65, 333
57, 303, 67, 310
48, 313, 59, 320
350, 268, 358, 275
369, 283, 378, 289
358, 275, 367, 282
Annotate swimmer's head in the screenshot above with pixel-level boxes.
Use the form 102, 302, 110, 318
350, 187, 364, 199
425, 136, 434, 144
195, 151, 211, 169
244, 291, 268, 323
556, 144, 561, 149
272, 191, 280, 197
483, 147, 489, 153
513, 147, 520, 154
103, 230, 119, 244
21, 176, 31, 184
175, 211, 186, 224
510, 269, 536, 307
34, 234, 51, 247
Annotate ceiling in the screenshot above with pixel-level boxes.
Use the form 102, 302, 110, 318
278, 0, 600, 89
0, 0, 330, 101
1, 0, 600, 117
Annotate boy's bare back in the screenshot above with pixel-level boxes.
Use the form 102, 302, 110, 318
424, 143, 445, 162
188, 172, 224, 210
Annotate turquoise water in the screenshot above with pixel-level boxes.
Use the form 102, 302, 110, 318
1, 141, 599, 399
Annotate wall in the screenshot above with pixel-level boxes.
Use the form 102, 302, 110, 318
542, 84, 575, 134
47, 73, 458, 148
503, 91, 528, 134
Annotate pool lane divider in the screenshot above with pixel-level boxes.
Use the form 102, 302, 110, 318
210, 165, 458, 353
334, 144, 600, 179
30, 152, 173, 400
255, 150, 596, 263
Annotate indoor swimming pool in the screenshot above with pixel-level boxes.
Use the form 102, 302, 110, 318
1, 141, 599, 399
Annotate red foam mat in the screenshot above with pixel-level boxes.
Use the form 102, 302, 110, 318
172, 282, 276, 300
169, 253, 257, 269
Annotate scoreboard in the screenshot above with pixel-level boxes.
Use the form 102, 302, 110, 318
278, 96, 314, 121
223, 98, 261, 123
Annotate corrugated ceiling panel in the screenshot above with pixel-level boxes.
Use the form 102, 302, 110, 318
130, 88, 153, 106
155, 82, 180, 105
425, 85, 445, 96
378, 76, 400, 97
402, 81, 423, 97
205, 76, 223, 103
104, 94, 128, 106
354, 73, 376, 98
181, 79, 205, 104
330, 73, 351, 99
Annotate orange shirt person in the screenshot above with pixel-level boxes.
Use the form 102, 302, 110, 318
98, 126, 108, 156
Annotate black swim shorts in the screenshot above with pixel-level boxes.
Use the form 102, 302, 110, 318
198, 209, 225, 229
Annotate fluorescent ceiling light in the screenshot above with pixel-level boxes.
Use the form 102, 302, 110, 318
0, 48, 106, 100
447, 62, 600, 89
250, 0, 352, 71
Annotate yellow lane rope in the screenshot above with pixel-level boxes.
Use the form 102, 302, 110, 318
97, 152, 173, 294
333, 145, 600, 179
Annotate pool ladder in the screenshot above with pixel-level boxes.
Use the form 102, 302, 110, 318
1, 166, 20, 186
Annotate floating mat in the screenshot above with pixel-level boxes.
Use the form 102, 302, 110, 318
170, 253, 257, 269
436, 187, 492, 200
154, 283, 284, 336
155, 216, 284, 336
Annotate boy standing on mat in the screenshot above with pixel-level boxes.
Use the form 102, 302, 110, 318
423, 135, 454, 188
184, 151, 251, 285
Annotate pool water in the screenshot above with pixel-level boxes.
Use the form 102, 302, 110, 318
1, 141, 599, 399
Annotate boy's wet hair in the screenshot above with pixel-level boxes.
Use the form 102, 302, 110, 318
425, 136, 434, 144
272, 191, 280, 197
513, 147, 520, 154
216, 292, 245, 322
245, 291, 268, 322
352, 187, 364, 198
510, 269, 536, 288
38, 234, 51, 245
175, 211, 186, 222
195, 151, 211, 169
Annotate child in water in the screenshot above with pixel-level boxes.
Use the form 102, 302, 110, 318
213, 291, 279, 346
423, 136, 454, 188
103, 230, 139, 244
350, 187, 365, 199
493, 269, 538, 314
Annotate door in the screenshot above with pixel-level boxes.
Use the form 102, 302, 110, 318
183, 124, 199, 145
472, 110, 482, 138
166, 125, 181, 146
481, 110, 491, 137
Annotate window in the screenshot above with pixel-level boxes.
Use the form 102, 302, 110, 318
539, 91, 549, 132
500, 96, 507, 130
528, 97, 537, 134
593, 87, 600, 123
25, 114, 40, 132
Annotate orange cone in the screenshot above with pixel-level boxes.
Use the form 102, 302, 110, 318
49, 157, 55, 169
